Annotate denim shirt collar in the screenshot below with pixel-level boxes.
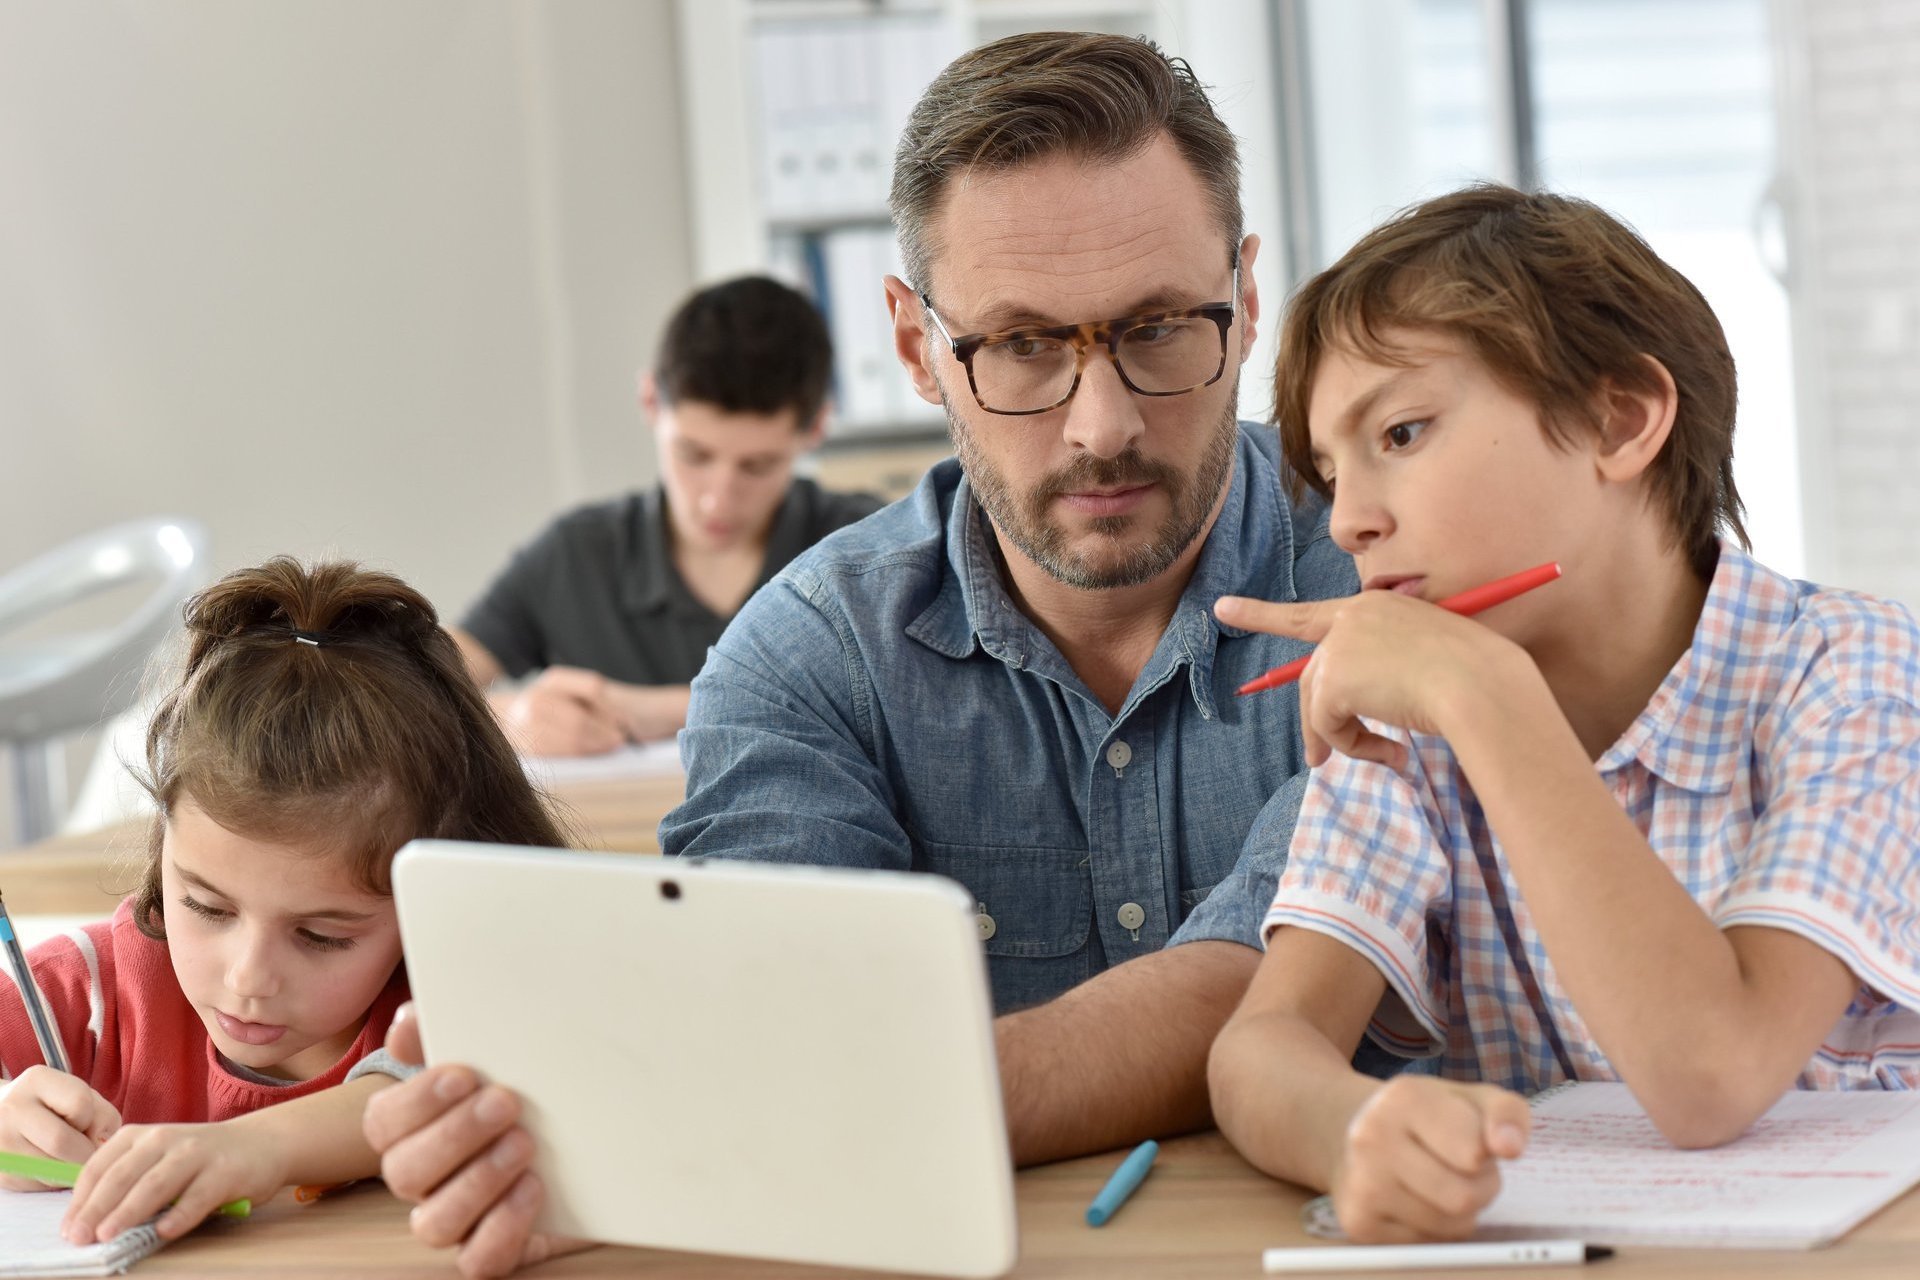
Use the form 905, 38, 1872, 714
904, 428, 1295, 722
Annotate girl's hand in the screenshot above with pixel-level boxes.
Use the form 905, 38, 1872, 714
1214, 592, 1527, 770
61, 1121, 288, 1244
0, 1066, 121, 1186
1331, 1075, 1532, 1242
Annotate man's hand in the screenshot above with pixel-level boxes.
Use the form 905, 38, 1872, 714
1331, 1076, 1531, 1243
499, 667, 625, 757
602, 683, 691, 745
363, 1005, 591, 1279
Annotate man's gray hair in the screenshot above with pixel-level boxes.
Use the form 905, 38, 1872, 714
888, 31, 1244, 294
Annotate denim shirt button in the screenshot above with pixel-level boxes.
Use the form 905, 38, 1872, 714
1116, 902, 1146, 930
1105, 740, 1133, 769
976, 911, 998, 941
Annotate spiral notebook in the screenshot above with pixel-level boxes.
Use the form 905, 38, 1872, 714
0, 1191, 163, 1277
1479, 1082, 1920, 1248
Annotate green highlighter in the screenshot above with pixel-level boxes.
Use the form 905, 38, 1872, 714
0, 1149, 251, 1218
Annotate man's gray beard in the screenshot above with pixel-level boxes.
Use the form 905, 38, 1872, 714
944, 381, 1240, 591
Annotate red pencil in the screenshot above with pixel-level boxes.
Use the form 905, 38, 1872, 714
1235, 562, 1563, 696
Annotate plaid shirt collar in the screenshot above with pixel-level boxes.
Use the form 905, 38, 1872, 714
1596, 541, 1790, 794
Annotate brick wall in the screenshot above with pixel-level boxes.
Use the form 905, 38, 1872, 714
1786, 0, 1920, 607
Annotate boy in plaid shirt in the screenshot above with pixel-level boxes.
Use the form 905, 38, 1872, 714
1207, 184, 1920, 1243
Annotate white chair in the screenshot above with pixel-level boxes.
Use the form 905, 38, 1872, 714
0, 519, 208, 847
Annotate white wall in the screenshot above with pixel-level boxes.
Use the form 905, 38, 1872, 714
0, 0, 693, 844
0, 0, 691, 611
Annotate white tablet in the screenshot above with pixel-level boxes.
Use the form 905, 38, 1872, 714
391, 841, 1017, 1278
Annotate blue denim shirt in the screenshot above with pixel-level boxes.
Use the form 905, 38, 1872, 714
661, 424, 1359, 1014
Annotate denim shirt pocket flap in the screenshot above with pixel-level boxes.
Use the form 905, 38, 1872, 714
915, 840, 1092, 959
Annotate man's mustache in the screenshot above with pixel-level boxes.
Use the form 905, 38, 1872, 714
1034, 452, 1175, 501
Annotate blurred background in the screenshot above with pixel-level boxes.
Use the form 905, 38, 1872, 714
2, 0, 1914, 847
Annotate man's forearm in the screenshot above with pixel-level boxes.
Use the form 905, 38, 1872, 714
995, 940, 1260, 1166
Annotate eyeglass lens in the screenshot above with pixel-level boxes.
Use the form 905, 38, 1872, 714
971, 317, 1225, 413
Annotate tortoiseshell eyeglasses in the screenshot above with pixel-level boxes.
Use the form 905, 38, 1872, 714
919, 265, 1239, 416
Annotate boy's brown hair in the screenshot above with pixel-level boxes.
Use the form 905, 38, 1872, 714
889, 30, 1242, 294
131, 557, 573, 938
1274, 183, 1747, 577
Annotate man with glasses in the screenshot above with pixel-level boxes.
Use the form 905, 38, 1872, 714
366, 31, 1358, 1277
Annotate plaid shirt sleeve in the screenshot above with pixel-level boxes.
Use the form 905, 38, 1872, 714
1263, 735, 1456, 1057
1715, 595, 1920, 1014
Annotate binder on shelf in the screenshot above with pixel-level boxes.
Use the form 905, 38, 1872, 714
838, 22, 888, 212
753, 13, 953, 225
824, 227, 894, 428
800, 24, 846, 217
754, 25, 811, 219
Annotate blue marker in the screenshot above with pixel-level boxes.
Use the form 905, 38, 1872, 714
0, 889, 69, 1073
1085, 1139, 1158, 1226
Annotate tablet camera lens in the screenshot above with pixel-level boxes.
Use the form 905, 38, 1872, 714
660, 880, 682, 901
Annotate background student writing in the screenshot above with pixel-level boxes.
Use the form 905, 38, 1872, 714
1207, 184, 1920, 1244
453, 275, 883, 757
0, 557, 570, 1246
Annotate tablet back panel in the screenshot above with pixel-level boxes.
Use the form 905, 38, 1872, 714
392, 842, 1016, 1278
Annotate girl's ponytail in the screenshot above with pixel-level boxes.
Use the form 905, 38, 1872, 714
133, 558, 569, 938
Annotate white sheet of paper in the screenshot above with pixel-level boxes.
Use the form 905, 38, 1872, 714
518, 738, 683, 787
1480, 1083, 1920, 1248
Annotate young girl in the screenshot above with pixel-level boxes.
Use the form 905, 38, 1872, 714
0, 557, 570, 1245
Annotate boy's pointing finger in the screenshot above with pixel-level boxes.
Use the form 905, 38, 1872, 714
1214, 595, 1331, 641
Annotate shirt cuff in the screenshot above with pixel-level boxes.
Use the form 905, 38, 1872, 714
1263, 885, 1446, 1057
346, 1047, 424, 1084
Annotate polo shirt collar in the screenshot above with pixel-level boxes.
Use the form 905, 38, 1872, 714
619, 487, 679, 613
619, 482, 817, 617
1595, 541, 1782, 793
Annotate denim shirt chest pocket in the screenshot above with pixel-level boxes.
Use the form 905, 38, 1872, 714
911, 830, 1098, 1013
910, 835, 1093, 961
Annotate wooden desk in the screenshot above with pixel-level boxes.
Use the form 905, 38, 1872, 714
12, 778, 1920, 1275
125, 1130, 1920, 1277
0, 772, 689, 916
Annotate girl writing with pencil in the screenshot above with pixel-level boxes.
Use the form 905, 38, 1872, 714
0, 557, 570, 1245
1207, 185, 1920, 1243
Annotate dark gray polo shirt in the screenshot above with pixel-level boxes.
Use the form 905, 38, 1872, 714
460, 479, 884, 684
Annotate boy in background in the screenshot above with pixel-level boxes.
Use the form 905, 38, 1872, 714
1208, 184, 1920, 1242
454, 276, 882, 756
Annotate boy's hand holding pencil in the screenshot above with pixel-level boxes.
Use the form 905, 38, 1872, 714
1216, 563, 1562, 770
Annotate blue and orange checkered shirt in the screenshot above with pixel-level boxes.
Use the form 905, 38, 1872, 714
1263, 542, 1920, 1093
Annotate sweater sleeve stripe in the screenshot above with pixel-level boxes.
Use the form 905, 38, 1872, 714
64, 926, 107, 1044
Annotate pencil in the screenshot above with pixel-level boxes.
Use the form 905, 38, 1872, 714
1236, 562, 1563, 696
0, 888, 69, 1073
